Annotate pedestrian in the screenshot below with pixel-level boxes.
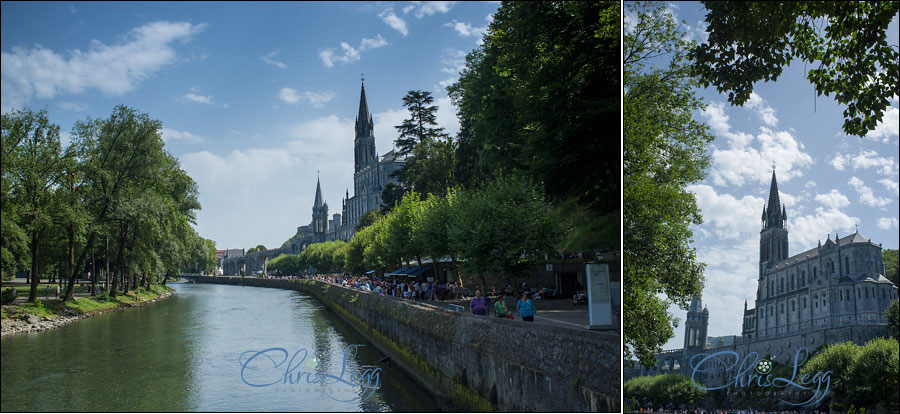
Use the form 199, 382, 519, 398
493, 294, 507, 318
516, 293, 535, 322
469, 289, 488, 316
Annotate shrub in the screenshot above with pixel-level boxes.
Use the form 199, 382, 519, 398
1, 287, 16, 305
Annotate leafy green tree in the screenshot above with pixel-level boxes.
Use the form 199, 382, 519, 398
448, 176, 562, 293
380, 181, 405, 214
247, 244, 267, 254
690, 1, 900, 137
624, 1, 712, 366
268, 254, 301, 275
648, 373, 706, 408
448, 1, 620, 213
887, 299, 899, 339
847, 337, 899, 411
355, 210, 381, 232
624, 376, 655, 408
883, 249, 898, 285
803, 341, 861, 409
391, 90, 454, 196
3, 109, 65, 301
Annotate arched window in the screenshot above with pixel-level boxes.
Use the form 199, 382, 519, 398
791, 274, 795, 290
813, 267, 817, 279
845, 257, 850, 274
840, 290, 843, 301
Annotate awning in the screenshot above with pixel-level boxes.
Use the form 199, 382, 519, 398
388, 265, 433, 277
365, 270, 375, 274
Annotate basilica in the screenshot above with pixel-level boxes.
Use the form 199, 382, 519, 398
287, 80, 405, 253
627, 170, 898, 381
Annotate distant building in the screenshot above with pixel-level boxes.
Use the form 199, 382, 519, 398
626, 169, 898, 383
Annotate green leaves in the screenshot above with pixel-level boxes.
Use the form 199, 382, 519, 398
691, 1, 900, 137
625, 1, 711, 367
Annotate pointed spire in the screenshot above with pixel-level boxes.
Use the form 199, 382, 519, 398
767, 169, 781, 217
357, 80, 370, 126
314, 174, 324, 208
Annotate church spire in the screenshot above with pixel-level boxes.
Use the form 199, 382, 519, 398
314, 174, 325, 208
357, 79, 370, 125
763, 169, 785, 230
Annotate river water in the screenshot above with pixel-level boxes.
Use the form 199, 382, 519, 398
0, 282, 439, 412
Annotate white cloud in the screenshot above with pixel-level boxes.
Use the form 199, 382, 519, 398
745, 92, 778, 127
260, 49, 287, 69
864, 106, 899, 143
789, 207, 859, 252
814, 189, 850, 209
877, 217, 899, 230
444, 20, 488, 38
878, 178, 899, 197
359, 34, 388, 51
848, 176, 892, 207
405, 1, 456, 18
707, 126, 813, 187
58, 102, 87, 112
319, 35, 388, 68
1, 21, 206, 112
688, 184, 765, 239
834, 150, 898, 176
379, 8, 408, 36
278, 87, 300, 104
180, 88, 228, 108
437, 49, 467, 89
279, 87, 335, 108
161, 127, 204, 144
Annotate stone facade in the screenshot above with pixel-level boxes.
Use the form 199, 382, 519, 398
626, 170, 898, 382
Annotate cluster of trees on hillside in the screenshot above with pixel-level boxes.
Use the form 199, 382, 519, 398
272, 178, 561, 293
1, 106, 216, 302
624, 373, 706, 410
802, 337, 899, 412
381, 1, 620, 252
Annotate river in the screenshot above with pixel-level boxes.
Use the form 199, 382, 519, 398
0, 282, 439, 412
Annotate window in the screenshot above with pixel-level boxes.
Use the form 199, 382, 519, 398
858, 287, 861, 299
792, 301, 795, 311
791, 274, 795, 290
803, 297, 807, 308
813, 267, 817, 279
780, 303, 784, 313
845, 257, 849, 274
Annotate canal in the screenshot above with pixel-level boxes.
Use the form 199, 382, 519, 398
0, 282, 439, 412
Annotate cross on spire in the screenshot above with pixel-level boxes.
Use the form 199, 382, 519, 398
360, 73, 364, 83
772, 160, 776, 171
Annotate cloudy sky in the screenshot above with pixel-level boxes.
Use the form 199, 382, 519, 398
1, 1, 496, 250
651, 3, 900, 349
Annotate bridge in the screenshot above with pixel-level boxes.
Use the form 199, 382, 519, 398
220, 247, 288, 276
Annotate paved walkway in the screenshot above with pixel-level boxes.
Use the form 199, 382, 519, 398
415, 296, 619, 331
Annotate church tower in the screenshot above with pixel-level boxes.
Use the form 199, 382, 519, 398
312, 175, 328, 243
684, 297, 709, 350
760, 169, 789, 277
354, 80, 377, 172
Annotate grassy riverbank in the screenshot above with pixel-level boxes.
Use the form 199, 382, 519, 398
1, 284, 173, 321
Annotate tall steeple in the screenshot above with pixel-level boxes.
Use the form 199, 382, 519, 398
684, 297, 709, 350
760, 168, 789, 274
354, 78, 377, 172
312, 173, 328, 242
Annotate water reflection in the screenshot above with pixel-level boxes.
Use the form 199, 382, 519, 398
1, 282, 438, 412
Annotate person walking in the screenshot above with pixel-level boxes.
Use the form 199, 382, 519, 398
469, 290, 488, 316
516, 293, 535, 322
493, 294, 507, 318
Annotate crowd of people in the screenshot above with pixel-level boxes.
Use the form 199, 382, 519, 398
309, 274, 461, 301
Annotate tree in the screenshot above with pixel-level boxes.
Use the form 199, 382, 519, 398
448, 176, 562, 293
391, 90, 454, 196
3, 109, 65, 301
247, 244, 267, 254
380, 181, 405, 214
690, 1, 900, 137
803, 341, 861, 410
846, 337, 899, 411
624, 1, 713, 366
888, 299, 899, 339
883, 249, 898, 285
448, 1, 620, 213
355, 210, 381, 232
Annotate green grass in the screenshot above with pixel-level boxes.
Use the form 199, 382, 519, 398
8, 284, 92, 295
1, 284, 173, 320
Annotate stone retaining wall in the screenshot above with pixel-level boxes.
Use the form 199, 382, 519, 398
187, 276, 620, 412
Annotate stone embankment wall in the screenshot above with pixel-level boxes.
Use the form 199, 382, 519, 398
187, 276, 619, 411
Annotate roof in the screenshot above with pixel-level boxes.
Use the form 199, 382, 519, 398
772, 231, 878, 269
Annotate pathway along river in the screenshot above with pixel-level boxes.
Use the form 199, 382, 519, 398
1, 282, 439, 412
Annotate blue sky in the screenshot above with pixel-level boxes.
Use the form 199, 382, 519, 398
1, 1, 497, 250
633, 3, 900, 350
